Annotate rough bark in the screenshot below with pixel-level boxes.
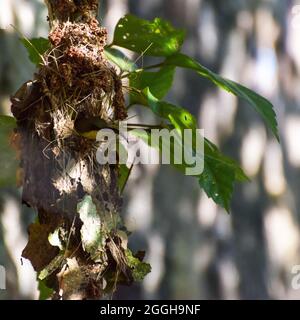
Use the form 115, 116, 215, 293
11, 0, 131, 299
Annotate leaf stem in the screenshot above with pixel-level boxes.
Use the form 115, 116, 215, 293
121, 62, 165, 79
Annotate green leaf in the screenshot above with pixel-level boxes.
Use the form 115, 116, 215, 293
113, 14, 185, 57
139, 89, 248, 211
38, 252, 64, 281
0, 115, 16, 129
38, 279, 53, 300
126, 249, 151, 281
104, 47, 137, 72
77, 195, 104, 261
130, 66, 175, 105
201, 140, 248, 211
20, 37, 50, 66
131, 128, 244, 212
118, 164, 133, 193
165, 53, 279, 140
144, 88, 197, 130
204, 138, 248, 183
0, 115, 18, 187
136, 89, 201, 172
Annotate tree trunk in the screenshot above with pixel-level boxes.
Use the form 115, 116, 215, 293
11, 0, 130, 300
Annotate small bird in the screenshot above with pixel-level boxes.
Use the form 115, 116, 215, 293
75, 117, 112, 133
75, 116, 165, 140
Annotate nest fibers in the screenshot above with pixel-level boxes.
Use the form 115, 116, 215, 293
11, 17, 127, 204
40, 18, 127, 139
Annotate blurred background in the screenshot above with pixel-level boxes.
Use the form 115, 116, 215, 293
1, 0, 300, 299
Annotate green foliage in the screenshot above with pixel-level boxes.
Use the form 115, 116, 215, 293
110, 14, 278, 210
104, 47, 137, 72
143, 89, 248, 211
0, 115, 17, 187
144, 88, 197, 128
129, 66, 175, 105
164, 53, 279, 140
126, 249, 151, 281
118, 164, 132, 193
38, 253, 64, 281
18, 14, 279, 211
200, 141, 248, 211
20, 37, 50, 66
113, 14, 185, 56
38, 279, 53, 300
